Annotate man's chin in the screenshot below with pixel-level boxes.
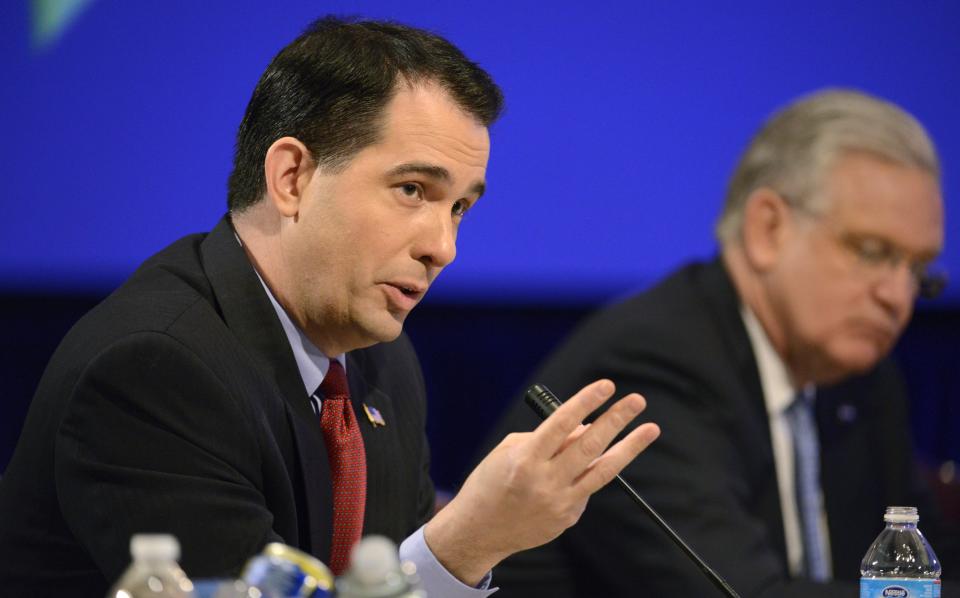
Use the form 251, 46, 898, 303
822, 343, 887, 382
364, 315, 407, 345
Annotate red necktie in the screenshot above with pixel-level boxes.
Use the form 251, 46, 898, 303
317, 360, 367, 574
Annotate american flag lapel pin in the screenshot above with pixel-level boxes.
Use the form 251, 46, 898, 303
363, 403, 386, 427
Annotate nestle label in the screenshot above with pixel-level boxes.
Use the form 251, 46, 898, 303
861, 578, 941, 598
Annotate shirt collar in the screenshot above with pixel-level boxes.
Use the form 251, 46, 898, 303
236, 233, 345, 395
740, 304, 804, 416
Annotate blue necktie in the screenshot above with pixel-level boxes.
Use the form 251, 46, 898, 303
785, 388, 830, 581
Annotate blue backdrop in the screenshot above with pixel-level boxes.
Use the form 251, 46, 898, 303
1, 0, 958, 303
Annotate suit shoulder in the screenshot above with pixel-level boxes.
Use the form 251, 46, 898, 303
563, 261, 724, 355
91, 234, 213, 326
531, 261, 747, 403
47, 233, 225, 378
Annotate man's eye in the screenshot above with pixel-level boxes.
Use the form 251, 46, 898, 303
452, 199, 470, 217
399, 183, 423, 199
853, 238, 893, 264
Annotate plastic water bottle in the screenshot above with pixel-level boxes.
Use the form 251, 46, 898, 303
107, 534, 195, 598
336, 536, 426, 598
191, 579, 260, 598
860, 506, 941, 598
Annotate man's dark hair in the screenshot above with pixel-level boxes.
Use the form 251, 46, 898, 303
226, 16, 504, 212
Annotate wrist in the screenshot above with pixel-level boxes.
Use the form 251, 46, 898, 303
423, 500, 505, 587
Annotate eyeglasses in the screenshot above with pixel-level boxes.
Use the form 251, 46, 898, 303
831, 230, 947, 299
784, 199, 948, 300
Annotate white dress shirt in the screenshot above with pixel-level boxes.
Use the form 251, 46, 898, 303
740, 306, 832, 578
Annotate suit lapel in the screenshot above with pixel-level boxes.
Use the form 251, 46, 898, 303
347, 351, 392, 534
345, 348, 420, 541
696, 260, 789, 565
199, 216, 333, 561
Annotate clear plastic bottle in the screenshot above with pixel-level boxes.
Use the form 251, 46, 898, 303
107, 534, 195, 598
191, 579, 260, 598
860, 506, 941, 598
336, 536, 426, 598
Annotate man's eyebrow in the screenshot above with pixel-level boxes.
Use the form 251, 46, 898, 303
386, 162, 486, 198
387, 162, 451, 182
469, 180, 486, 199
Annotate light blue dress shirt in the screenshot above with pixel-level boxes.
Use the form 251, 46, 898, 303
256, 274, 496, 596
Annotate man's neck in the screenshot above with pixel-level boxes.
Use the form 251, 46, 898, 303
722, 247, 809, 387
233, 208, 355, 357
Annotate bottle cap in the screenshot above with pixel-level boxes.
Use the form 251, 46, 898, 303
130, 534, 181, 562
350, 536, 401, 586
337, 535, 419, 597
883, 506, 919, 523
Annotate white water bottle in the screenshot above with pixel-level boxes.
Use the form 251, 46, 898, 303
107, 534, 195, 598
860, 506, 941, 598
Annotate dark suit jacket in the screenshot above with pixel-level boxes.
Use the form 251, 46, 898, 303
0, 217, 434, 597
485, 260, 944, 598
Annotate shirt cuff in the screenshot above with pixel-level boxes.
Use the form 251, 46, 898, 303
399, 525, 497, 596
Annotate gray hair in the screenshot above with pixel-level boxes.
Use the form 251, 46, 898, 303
715, 89, 940, 244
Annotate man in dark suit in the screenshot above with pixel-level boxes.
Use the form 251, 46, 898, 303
486, 89, 950, 597
0, 17, 661, 597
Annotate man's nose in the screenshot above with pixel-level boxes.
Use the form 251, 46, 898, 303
415, 205, 457, 269
873, 261, 917, 321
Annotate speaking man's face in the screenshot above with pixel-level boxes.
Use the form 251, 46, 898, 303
766, 151, 943, 383
280, 81, 490, 354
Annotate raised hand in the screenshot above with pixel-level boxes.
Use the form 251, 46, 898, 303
424, 379, 660, 585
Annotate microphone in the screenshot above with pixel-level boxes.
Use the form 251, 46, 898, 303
525, 383, 741, 598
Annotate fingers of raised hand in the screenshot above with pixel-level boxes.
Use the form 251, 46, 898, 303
529, 379, 615, 456
573, 421, 660, 494
552, 423, 591, 458
557, 392, 648, 472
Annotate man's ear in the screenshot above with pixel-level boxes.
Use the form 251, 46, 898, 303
264, 136, 314, 218
741, 187, 791, 271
